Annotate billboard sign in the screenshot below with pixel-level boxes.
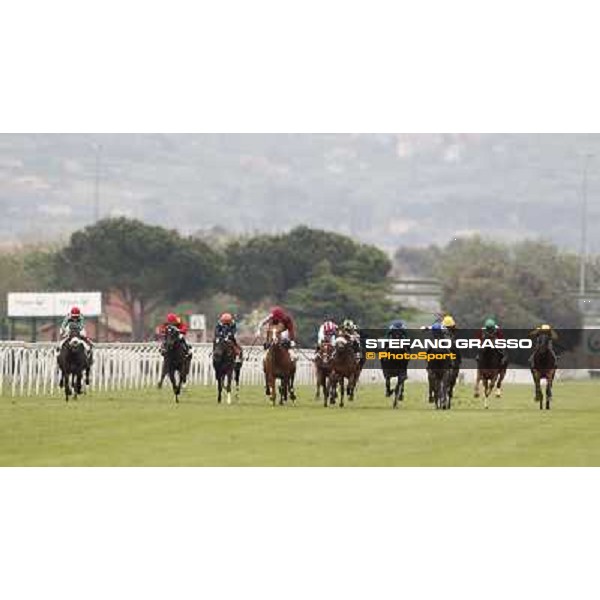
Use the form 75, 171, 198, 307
7, 292, 102, 318
189, 314, 207, 331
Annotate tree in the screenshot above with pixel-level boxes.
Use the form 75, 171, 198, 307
56, 218, 223, 340
439, 237, 582, 330
226, 226, 392, 305
285, 260, 397, 344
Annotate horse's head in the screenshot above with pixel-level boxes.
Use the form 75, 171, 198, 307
335, 337, 349, 351
164, 325, 181, 350
67, 322, 83, 349
535, 332, 552, 354
266, 324, 284, 346
214, 332, 235, 358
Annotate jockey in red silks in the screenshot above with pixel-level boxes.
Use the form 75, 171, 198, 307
160, 313, 192, 356
256, 306, 297, 359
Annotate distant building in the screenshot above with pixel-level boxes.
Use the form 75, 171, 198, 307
391, 278, 442, 314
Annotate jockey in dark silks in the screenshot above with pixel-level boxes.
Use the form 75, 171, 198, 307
214, 313, 242, 363
387, 319, 410, 341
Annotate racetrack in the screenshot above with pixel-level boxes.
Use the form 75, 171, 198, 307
1, 381, 599, 466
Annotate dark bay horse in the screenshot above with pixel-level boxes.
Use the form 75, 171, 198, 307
474, 345, 508, 409
263, 325, 296, 406
314, 341, 334, 402
530, 332, 557, 410
213, 333, 242, 404
427, 353, 453, 410
159, 325, 189, 403
381, 355, 409, 409
327, 337, 360, 408
57, 322, 89, 402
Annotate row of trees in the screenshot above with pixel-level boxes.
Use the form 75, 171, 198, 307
395, 237, 588, 330
1, 219, 397, 342
2, 218, 589, 342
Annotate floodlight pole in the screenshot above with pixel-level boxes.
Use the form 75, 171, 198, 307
93, 143, 102, 222
580, 154, 593, 296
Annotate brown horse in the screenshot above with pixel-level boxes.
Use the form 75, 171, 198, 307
530, 332, 557, 410
327, 337, 360, 408
474, 345, 508, 409
263, 324, 296, 406
314, 341, 334, 402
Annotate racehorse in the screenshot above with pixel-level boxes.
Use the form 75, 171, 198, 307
474, 345, 508, 409
427, 353, 454, 410
530, 332, 557, 410
159, 324, 189, 403
327, 337, 360, 408
381, 354, 409, 409
314, 341, 334, 402
263, 324, 296, 406
213, 332, 242, 405
57, 322, 89, 402
446, 346, 461, 406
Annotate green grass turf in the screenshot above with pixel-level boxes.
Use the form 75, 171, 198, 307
0, 381, 599, 466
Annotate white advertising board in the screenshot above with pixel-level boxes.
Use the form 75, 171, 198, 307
7, 292, 103, 317
189, 314, 207, 331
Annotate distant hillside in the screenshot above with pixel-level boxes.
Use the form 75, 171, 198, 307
0, 133, 598, 252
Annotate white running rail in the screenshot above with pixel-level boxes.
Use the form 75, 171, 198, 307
0, 342, 588, 397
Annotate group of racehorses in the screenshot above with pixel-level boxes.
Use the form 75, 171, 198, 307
315, 325, 558, 411
57, 319, 558, 411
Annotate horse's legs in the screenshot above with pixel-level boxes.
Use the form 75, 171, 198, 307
495, 369, 506, 398
393, 377, 401, 409
234, 364, 241, 400
75, 371, 83, 396
158, 360, 168, 390
546, 373, 554, 410
168, 370, 179, 403
269, 375, 277, 406
474, 372, 482, 399
385, 376, 392, 398
536, 376, 543, 409
216, 374, 223, 404
315, 370, 321, 401
64, 371, 70, 402
226, 371, 233, 405
328, 375, 337, 406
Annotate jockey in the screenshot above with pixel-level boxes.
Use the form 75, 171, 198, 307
478, 318, 507, 365
317, 319, 338, 349
339, 318, 361, 360
387, 319, 409, 339
528, 323, 559, 363
214, 312, 243, 363
442, 315, 457, 334
429, 321, 447, 338
160, 313, 192, 356
256, 306, 297, 359
529, 323, 559, 341
58, 307, 93, 355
